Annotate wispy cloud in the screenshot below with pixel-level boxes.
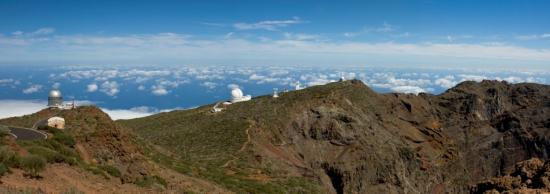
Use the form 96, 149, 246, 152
12, 27, 55, 37
233, 17, 304, 31
516, 33, 550, 40
2, 31, 550, 68
343, 22, 396, 37
446, 35, 473, 42
283, 32, 320, 41
22, 84, 43, 94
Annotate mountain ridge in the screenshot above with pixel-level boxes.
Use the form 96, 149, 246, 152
0, 79, 548, 193
119, 79, 549, 193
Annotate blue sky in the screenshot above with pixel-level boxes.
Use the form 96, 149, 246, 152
0, 0, 549, 69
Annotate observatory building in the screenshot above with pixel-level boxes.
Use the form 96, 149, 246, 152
48, 89, 63, 107
47, 117, 65, 129
230, 88, 251, 103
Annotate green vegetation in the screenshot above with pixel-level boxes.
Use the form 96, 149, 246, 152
99, 165, 121, 177
81, 164, 109, 179
20, 154, 46, 178
135, 175, 167, 188
19, 138, 80, 166
42, 126, 77, 146
0, 146, 21, 169
117, 82, 364, 193
0, 163, 8, 176
0, 125, 11, 137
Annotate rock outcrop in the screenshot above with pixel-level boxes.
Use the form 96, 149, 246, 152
472, 158, 550, 193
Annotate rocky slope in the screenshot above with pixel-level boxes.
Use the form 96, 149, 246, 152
120, 79, 549, 193
0, 106, 230, 193
472, 158, 550, 194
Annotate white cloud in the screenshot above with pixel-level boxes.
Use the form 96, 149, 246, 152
283, 33, 319, 41
87, 83, 98, 92
0, 79, 14, 85
0, 100, 46, 119
227, 83, 240, 89
52, 82, 60, 89
57, 33, 187, 46
31, 27, 55, 35
2, 33, 550, 68
434, 75, 457, 88
516, 33, 550, 40
100, 81, 119, 96
459, 74, 488, 82
11, 27, 55, 37
200, 81, 217, 89
22, 84, 43, 94
376, 22, 395, 32
137, 85, 146, 90
343, 22, 396, 37
249, 74, 266, 80
390, 86, 426, 94
233, 17, 303, 31
151, 85, 169, 96
0, 100, 175, 120
101, 108, 153, 120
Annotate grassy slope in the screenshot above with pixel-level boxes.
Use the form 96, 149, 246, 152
118, 80, 375, 193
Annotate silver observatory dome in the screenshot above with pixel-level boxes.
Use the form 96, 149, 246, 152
49, 89, 62, 98
48, 89, 63, 107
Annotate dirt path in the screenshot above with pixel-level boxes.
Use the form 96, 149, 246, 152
222, 126, 252, 168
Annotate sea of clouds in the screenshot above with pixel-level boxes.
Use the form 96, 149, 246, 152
0, 65, 548, 120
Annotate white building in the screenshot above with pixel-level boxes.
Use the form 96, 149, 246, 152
230, 88, 251, 103
47, 117, 65, 129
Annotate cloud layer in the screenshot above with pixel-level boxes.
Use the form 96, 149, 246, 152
1, 27, 550, 68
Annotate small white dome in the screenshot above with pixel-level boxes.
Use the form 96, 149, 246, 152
231, 88, 243, 99
49, 89, 62, 98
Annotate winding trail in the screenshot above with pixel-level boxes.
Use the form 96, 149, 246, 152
222, 124, 253, 168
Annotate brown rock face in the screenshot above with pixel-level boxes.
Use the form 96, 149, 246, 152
239, 80, 550, 193
57, 106, 150, 183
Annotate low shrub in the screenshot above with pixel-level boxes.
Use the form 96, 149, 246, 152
135, 175, 167, 188
0, 146, 21, 168
0, 126, 10, 137
0, 163, 8, 176
99, 165, 121, 177
82, 165, 109, 179
26, 146, 60, 163
53, 133, 76, 147
20, 155, 46, 178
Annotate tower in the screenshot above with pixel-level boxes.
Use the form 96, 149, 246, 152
273, 88, 279, 98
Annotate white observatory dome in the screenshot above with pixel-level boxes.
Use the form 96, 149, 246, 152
231, 88, 244, 99
49, 89, 62, 98
230, 88, 251, 103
